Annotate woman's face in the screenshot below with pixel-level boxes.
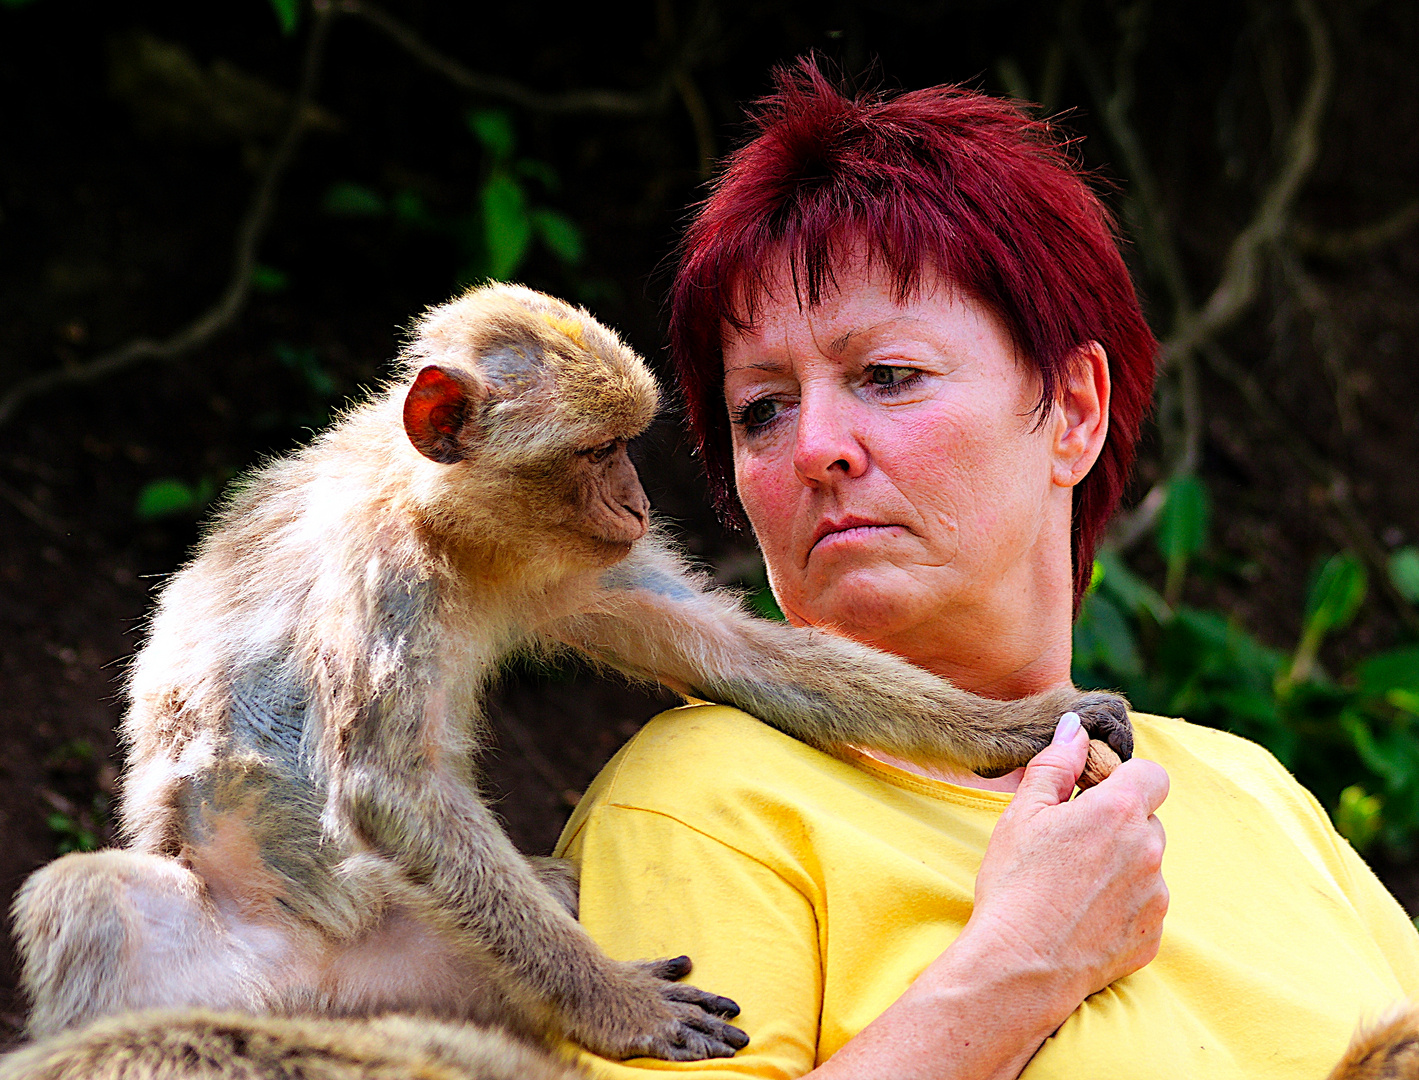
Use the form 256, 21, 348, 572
723, 258, 1082, 666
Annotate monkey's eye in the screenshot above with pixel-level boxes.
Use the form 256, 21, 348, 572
579, 440, 619, 463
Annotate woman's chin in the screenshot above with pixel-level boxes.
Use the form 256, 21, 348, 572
793, 564, 944, 643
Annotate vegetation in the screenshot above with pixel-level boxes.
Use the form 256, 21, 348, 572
0, 0, 1415, 885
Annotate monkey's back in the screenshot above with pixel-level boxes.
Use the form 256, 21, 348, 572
115, 398, 435, 881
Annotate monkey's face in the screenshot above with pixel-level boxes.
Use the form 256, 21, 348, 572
399, 285, 662, 570
565, 438, 651, 546
402, 362, 652, 569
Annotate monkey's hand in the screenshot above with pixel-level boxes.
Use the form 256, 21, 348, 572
1057, 689, 1133, 763
567, 955, 749, 1061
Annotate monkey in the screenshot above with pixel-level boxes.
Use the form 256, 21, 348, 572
2, 999, 1413, 1080
0, 1009, 586, 1080
1325, 1005, 1419, 1080
10, 283, 1132, 1059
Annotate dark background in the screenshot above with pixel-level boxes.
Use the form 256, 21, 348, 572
1, 0, 1416, 1039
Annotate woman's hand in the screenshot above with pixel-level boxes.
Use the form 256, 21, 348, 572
815, 713, 1169, 1080
969, 710, 1170, 1007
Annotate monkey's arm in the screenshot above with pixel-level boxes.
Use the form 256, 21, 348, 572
550, 536, 1131, 776
334, 733, 746, 1061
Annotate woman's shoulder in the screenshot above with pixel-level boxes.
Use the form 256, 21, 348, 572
561, 703, 842, 837
1130, 710, 1341, 840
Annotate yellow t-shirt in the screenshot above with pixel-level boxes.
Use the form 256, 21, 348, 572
555, 704, 1419, 1079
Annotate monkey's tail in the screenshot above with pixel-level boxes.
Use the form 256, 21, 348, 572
1326, 1004, 1419, 1080
0, 1009, 587, 1080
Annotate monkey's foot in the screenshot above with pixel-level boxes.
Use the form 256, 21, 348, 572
1067, 691, 1133, 762
573, 956, 748, 1062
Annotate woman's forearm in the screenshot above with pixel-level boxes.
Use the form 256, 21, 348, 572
807, 921, 1080, 1080
805, 718, 1169, 1080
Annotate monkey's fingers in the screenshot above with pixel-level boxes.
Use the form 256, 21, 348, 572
1069, 692, 1134, 762
661, 979, 742, 1019
640, 954, 693, 981
659, 1003, 751, 1060
1077, 739, 1123, 791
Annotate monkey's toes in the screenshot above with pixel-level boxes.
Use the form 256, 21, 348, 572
658, 1007, 751, 1060
1070, 692, 1134, 761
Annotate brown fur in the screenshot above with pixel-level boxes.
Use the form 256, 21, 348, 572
11, 284, 1131, 1062
0, 1009, 584, 1080
1328, 1005, 1419, 1080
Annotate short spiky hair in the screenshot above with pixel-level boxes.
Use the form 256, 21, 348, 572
667, 58, 1157, 607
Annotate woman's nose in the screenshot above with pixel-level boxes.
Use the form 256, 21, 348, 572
792, 387, 868, 486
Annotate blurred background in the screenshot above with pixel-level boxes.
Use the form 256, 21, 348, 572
0, 0, 1416, 1036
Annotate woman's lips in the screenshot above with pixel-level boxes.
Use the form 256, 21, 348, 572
809, 517, 902, 554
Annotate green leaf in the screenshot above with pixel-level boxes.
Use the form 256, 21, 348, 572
1156, 475, 1210, 562
467, 109, 516, 160
749, 587, 786, 621
250, 264, 289, 293
135, 479, 203, 520
275, 343, 337, 399
1355, 647, 1419, 697
482, 174, 531, 280
391, 190, 435, 228
323, 182, 387, 217
267, 0, 299, 36
531, 209, 585, 265
1304, 551, 1368, 635
1073, 592, 1142, 680
516, 159, 561, 191
1086, 559, 1105, 595
1335, 784, 1383, 852
1096, 549, 1171, 623
1389, 546, 1419, 604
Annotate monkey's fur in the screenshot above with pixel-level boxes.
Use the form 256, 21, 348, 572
4, 1000, 1414, 1080
11, 284, 1132, 1060
0, 1009, 584, 1080
1326, 1005, 1419, 1080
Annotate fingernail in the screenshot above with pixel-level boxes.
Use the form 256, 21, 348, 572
1053, 711, 1082, 744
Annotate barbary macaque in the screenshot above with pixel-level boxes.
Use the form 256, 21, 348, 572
0, 1008, 584, 1080
10, 284, 1131, 1057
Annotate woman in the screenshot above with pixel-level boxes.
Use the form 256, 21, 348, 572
556, 62, 1419, 1079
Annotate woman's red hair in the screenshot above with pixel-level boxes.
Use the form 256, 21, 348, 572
667, 58, 1157, 608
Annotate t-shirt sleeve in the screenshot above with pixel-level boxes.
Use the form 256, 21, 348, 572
1241, 732, 1419, 994
559, 800, 823, 1079
1304, 787, 1419, 992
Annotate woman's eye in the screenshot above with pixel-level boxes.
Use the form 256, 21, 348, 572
734, 397, 783, 430
867, 365, 916, 388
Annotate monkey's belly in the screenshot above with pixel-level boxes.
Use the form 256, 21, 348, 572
317, 906, 506, 1020
186, 816, 504, 1021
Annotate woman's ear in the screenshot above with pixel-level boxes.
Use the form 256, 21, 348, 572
1051, 342, 1110, 489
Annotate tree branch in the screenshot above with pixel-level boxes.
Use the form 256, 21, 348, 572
0, 7, 335, 432
1161, 0, 1332, 364
340, 0, 676, 116
1293, 199, 1419, 259
1200, 341, 1419, 633
1105, 0, 1333, 547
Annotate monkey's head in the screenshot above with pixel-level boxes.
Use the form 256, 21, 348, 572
397, 284, 661, 565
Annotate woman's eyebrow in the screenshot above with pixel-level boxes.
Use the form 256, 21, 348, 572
826, 316, 921, 355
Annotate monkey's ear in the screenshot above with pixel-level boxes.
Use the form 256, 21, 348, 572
403, 365, 485, 464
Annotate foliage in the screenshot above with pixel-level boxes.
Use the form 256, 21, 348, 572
266, 0, 299, 37
322, 108, 583, 287
135, 476, 217, 520
1076, 477, 1419, 854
